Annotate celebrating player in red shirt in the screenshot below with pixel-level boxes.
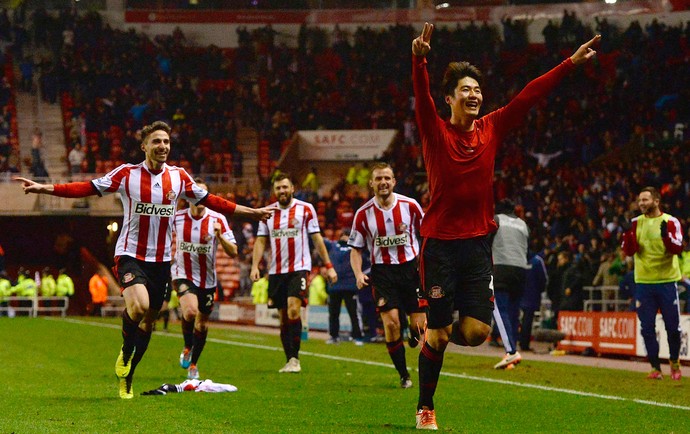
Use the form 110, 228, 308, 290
16, 121, 274, 399
250, 173, 337, 374
349, 162, 425, 389
411, 23, 600, 429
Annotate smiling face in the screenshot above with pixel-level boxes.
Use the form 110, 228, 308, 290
141, 130, 170, 170
273, 178, 294, 207
446, 76, 483, 122
370, 167, 396, 201
637, 191, 659, 217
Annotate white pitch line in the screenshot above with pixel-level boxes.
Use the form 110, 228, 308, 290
51, 318, 690, 411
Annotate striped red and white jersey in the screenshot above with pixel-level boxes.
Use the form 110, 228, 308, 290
170, 208, 236, 288
91, 162, 208, 262
348, 193, 424, 265
257, 199, 321, 275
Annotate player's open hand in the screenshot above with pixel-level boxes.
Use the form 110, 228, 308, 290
570, 35, 601, 65
412, 22, 434, 57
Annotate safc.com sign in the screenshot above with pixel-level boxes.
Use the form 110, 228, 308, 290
558, 311, 690, 360
297, 130, 397, 161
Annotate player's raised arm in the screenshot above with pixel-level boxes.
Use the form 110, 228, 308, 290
412, 22, 434, 57
570, 34, 601, 65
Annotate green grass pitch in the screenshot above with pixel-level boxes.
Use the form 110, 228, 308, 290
1, 317, 688, 433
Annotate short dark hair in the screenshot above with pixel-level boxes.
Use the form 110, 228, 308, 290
273, 172, 292, 184
141, 121, 171, 142
495, 198, 515, 214
442, 62, 483, 97
640, 186, 660, 201
194, 177, 208, 190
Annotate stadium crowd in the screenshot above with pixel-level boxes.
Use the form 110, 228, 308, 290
0, 10, 18, 175
2, 9, 690, 312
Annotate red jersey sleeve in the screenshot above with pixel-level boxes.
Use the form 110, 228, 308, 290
200, 193, 237, 216
53, 181, 99, 198
490, 58, 576, 136
412, 55, 445, 147
621, 221, 639, 257
662, 216, 683, 255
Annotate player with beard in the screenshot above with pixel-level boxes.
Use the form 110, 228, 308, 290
251, 173, 337, 373
16, 121, 275, 398
411, 22, 600, 429
349, 163, 425, 389
622, 187, 683, 381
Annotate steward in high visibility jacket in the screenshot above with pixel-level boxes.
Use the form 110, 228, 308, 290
251, 276, 268, 305
56, 271, 75, 297
13, 273, 37, 297
40, 269, 57, 297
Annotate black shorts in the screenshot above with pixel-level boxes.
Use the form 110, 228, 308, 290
113, 255, 171, 311
267, 271, 308, 310
370, 259, 424, 315
420, 237, 494, 329
173, 278, 216, 315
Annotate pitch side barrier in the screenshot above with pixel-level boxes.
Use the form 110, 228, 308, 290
558, 311, 690, 361
101, 296, 126, 317
0, 296, 70, 317
582, 285, 633, 312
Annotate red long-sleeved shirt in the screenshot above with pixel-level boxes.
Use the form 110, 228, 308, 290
53, 181, 237, 215
52, 181, 236, 215
413, 55, 575, 240
52, 169, 237, 262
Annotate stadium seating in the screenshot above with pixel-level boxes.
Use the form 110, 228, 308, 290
5, 8, 690, 311
0, 50, 20, 173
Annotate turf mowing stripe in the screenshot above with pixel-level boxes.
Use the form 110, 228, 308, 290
52, 318, 690, 412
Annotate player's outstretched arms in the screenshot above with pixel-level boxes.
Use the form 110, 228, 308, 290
412, 22, 434, 57
14, 177, 54, 195
234, 205, 278, 223
570, 35, 601, 65
15, 177, 96, 197
202, 193, 276, 222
